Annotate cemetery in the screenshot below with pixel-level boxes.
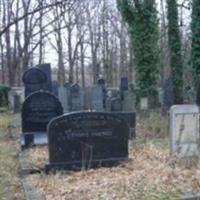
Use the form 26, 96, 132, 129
0, 63, 200, 200
1, 0, 200, 199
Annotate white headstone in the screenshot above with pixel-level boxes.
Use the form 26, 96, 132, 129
170, 105, 199, 157
140, 97, 148, 110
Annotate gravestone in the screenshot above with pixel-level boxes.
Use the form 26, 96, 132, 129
21, 90, 63, 148
70, 83, 84, 111
122, 91, 134, 112
58, 85, 70, 113
37, 63, 52, 92
45, 111, 129, 171
52, 81, 59, 97
84, 87, 92, 110
111, 97, 122, 112
120, 77, 128, 91
163, 77, 174, 111
120, 77, 128, 100
170, 105, 199, 157
13, 94, 21, 113
22, 68, 47, 97
91, 85, 104, 111
140, 97, 148, 110
97, 78, 106, 108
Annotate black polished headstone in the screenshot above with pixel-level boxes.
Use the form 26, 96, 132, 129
97, 78, 107, 109
21, 90, 63, 147
196, 77, 200, 106
45, 111, 129, 171
37, 63, 52, 92
163, 77, 174, 111
120, 77, 128, 91
23, 68, 47, 97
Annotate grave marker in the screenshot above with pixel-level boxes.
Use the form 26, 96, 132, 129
170, 105, 199, 157
163, 77, 174, 111
23, 68, 47, 97
91, 85, 104, 111
21, 90, 63, 147
70, 83, 84, 111
37, 63, 52, 92
45, 111, 129, 171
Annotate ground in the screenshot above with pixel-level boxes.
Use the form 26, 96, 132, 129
0, 113, 24, 199
0, 111, 200, 200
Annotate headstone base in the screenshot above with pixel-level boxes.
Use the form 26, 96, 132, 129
21, 132, 48, 148
45, 157, 128, 172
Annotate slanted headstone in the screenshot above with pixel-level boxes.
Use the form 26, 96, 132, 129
170, 105, 199, 158
45, 111, 129, 171
37, 63, 52, 92
163, 77, 174, 111
23, 68, 47, 97
58, 85, 70, 113
70, 83, 84, 111
21, 90, 63, 148
52, 81, 59, 97
91, 85, 104, 111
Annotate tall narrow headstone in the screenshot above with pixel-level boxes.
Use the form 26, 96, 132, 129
163, 77, 174, 111
97, 78, 106, 109
37, 63, 52, 92
52, 81, 59, 97
120, 77, 128, 100
22, 68, 47, 97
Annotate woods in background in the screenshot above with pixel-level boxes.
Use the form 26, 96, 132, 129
0, 0, 198, 106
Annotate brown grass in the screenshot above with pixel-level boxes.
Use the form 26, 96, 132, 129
26, 139, 200, 200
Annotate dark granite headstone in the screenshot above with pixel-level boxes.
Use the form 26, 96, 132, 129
37, 63, 52, 92
196, 77, 200, 106
22, 68, 47, 97
13, 94, 21, 113
97, 78, 106, 108
163, 77, 174, 111
120, 77, 128, 100
21, 90, 63, 147
70, 83, 84, 111
45, 111, 129, 171
52, 81, 60, 97
120, 77, 128, 91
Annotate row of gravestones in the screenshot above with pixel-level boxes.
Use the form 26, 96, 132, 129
20, 64, 134, 171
